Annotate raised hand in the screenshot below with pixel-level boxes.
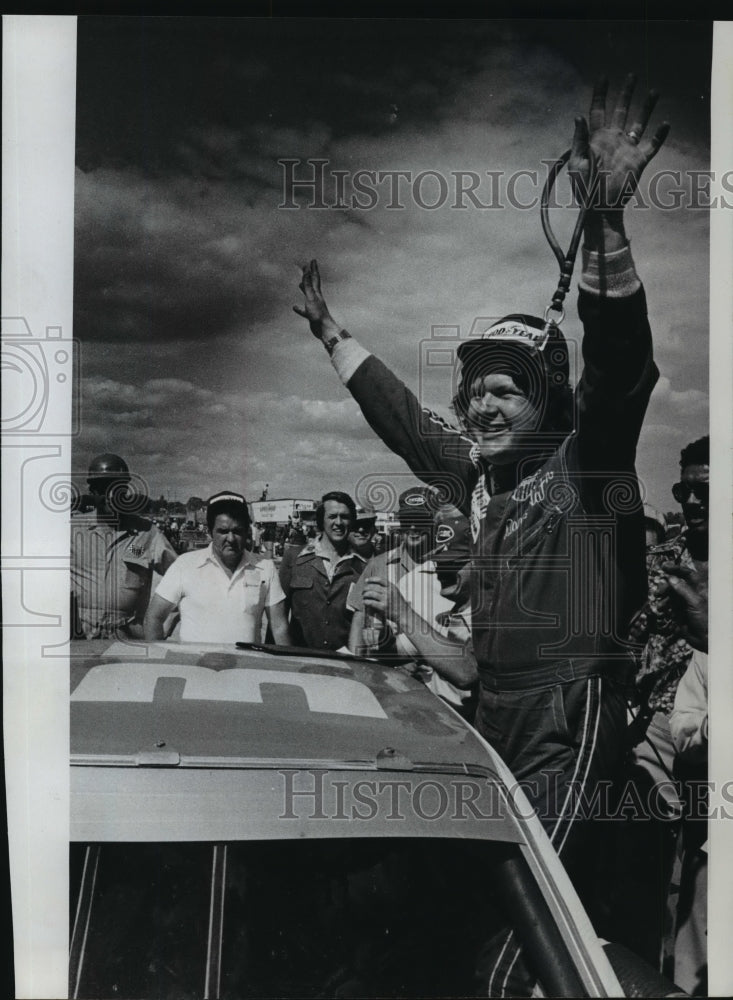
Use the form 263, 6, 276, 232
569, 74, 670, 212
293, 259, 342, 341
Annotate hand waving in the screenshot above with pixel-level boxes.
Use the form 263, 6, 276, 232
569, 75, 670, 211
293, 259, 341, 341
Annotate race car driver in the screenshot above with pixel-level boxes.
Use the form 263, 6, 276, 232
293, 77, 669, 994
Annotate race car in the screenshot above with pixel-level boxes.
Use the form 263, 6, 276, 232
69, 639, 685, 998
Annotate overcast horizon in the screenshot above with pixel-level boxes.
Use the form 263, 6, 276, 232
73, 17, 712, 515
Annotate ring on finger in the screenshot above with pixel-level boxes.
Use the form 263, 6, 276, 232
626, 129, 641, 143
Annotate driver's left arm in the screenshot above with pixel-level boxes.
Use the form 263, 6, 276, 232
569, 76, 668, 473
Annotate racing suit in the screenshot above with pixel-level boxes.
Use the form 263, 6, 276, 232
328, 248, 658, 993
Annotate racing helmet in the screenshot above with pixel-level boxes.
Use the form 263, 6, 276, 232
453, 314, 572, 436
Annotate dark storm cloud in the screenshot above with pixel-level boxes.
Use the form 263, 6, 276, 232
74, 17, 498, 174
75, 18, 712, 175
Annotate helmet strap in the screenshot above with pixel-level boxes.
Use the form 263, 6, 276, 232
540, 147, 597, 333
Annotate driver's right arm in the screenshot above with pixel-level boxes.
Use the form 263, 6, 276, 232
295, 261, 476, 515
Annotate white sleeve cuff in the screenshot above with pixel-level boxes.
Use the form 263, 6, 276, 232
579, 244, 641, 297
330, 337, 371, 384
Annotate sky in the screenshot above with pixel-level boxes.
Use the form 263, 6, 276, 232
72, 16, 713, 515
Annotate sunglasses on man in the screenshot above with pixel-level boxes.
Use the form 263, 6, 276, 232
672, 481, 709, 504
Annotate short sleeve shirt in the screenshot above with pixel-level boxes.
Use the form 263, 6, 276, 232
350, 546, 474, 707
155, 546, 285, 644
394, 564, 473, 708
348, 545, 415, 613
71, 514, 178, 638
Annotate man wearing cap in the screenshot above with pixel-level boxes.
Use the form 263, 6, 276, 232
349, 507, 378, 560
347, 486, 437, 656
279, 490, 366, 651
144, 491, 291, 645
71, 453, 178, 639
295, 79, 668, 986
354, 503, 478, 714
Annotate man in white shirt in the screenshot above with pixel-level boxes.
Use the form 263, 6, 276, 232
144, 491, 291, 645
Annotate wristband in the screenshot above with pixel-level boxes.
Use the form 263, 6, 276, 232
323, 329, 352, 355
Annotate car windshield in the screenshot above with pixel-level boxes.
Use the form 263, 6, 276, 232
70, 838, 559, 999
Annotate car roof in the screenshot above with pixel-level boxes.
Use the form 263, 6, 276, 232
69, 641, 624, 997
71, 641, 493, 776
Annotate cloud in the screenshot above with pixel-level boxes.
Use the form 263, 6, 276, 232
72, 21, 712, 512
76, 373, 416, 501
647, 375, 709, 420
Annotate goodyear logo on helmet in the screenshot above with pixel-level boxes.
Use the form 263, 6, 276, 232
480, 321, 548, 349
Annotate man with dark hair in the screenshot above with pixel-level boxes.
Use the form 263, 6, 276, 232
144, 491, 290, 645
631, 434, 709, 718
295, 78, 668, 991
279, 490, 365, 650
617, 435, 709, 965
71, 453, 178, 639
